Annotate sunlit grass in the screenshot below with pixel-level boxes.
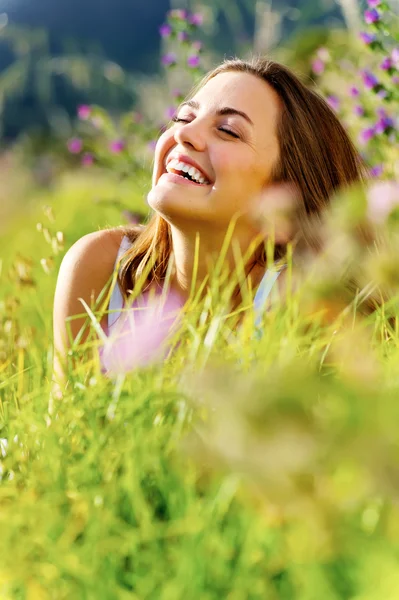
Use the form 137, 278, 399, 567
2, 167, 399, 599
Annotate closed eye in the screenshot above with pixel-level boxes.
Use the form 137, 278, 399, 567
171, 117, 240, 139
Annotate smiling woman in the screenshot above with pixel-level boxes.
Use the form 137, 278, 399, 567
52, 56, 367, 386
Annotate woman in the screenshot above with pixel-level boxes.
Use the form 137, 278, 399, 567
53, 57, 367, 386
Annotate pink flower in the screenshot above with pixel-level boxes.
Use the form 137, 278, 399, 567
77, 104, 91, 120
367, 181, 399, 224
354, 105, 365, 117
188, 13, 203, 26
159, 23, 172, 37
380, 57, 393, 70
187, 55, 200, 68
82, 152, 94, 166
177, 31, 189, 42
101, 289, 184, 374
311, 58, 325, 75
161, 52, 177, 67
326, 95, 340, 111
367, 0, 381, 6
349, 86, 360, 97
359, 127, 375, 145
364, 8, 380, 24
191, 40, 203, 52
67, 138, 83, 154
165, 106, 177, 119
109, 140, 125, 153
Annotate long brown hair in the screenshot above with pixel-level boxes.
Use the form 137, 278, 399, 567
118, 57, 368, 299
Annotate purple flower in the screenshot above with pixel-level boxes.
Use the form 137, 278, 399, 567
362, 70, 379, 89
165, 106, 177, 119
375, 116, 394, 134
359, 31, 377, 44
77, 104, 91, 120
109, 140, 125, 153
67, 138, 83, 154
147, 140, 157, 153
82, 152, 94, 166
370, 165, 384, 177
159, 23, 172, 37
177, 31, 189, 42
311, 58, 325, 75
326, 95, 340, 111
354, 105, 365, 117
187, 55, 200, 68
364, 8, 380, 24
172, 88, 182, 98
349, 86, 360, 97
380, 57, 392, 70
359, 127, 375, 144
161, 52, 177, 67
367, 0, 381, 6
392, 75, 399, 84
188, 12, 203, 26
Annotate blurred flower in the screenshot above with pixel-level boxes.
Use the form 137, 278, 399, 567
101, 289, 183, 374
161, 52, 177, 66
370, 165, 384, 177
159, 23, 172, 37
177, 31, 189, 42
380, 57, 393, 70
172, 88, 183, 98
311, 58, 325, 75
391, 48, 399, 66
188, 13, 203, 26
375, 115, 394, 134
67, 138, 83, 154
77, 104, 91, 120
169, 9, 188, 20
109, 140, 125, 153
147, 140, 157, 152
165, 106, 177, 119
367, 181, 399, 224
91, 116, 104, 129
326, 95, 340, 111
361, 70, 379, 89
349, 86, 360, 97
354, 105, 365, 117
191, 40, 203, 52
364, 8, 380, 24
187, 55, 200, 68
359, 127, 376, 144
359, 32, 377, 44
367, 0, 381, 6
82, 152, 94, 166
317, 47, 330, 61
392, 75, 399, 84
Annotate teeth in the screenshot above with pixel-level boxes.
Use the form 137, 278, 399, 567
166, 158, 209, 184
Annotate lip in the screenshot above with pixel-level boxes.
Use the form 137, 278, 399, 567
165, 153, 213, 184
158, 171, 209, 187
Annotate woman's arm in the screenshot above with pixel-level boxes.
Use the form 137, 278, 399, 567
52, 228, 125, 394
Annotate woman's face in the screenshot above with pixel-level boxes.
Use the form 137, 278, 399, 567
147, 71, 281, 231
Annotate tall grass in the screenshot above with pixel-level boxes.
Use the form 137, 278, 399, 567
1, 164, 399, 598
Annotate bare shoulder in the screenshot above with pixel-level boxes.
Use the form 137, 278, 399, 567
60, 227, 126, 274
53, 228, 125, 348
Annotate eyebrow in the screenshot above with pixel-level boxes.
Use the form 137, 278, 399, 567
179, 99, 254, 126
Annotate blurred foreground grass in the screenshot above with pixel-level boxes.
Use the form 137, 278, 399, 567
1, 165, 399, 599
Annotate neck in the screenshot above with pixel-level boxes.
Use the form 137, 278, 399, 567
168, 222, 266, 304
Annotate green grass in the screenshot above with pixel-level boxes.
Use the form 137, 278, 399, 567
1, 166, 399, 599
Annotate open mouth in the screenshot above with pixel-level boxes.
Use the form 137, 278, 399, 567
165, 158, 211, 185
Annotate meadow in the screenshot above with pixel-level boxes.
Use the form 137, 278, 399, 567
1, 4, 399, 599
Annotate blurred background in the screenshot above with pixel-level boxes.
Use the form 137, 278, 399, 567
0, 0, 360, 141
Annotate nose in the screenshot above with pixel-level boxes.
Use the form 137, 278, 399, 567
173, 118, 207, 152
